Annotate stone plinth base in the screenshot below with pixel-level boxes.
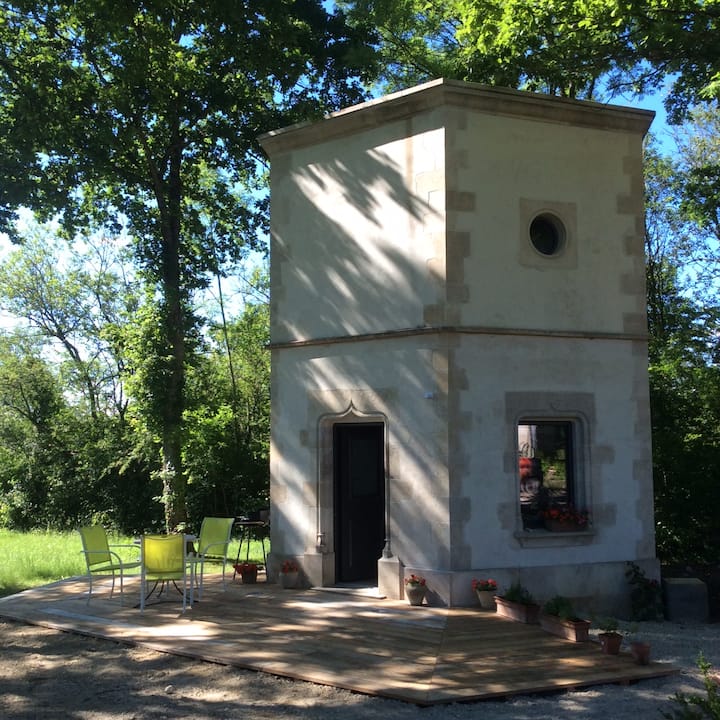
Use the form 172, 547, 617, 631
663, 577, 709, 623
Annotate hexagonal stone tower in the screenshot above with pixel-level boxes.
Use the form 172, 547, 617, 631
261, 78, 656, 614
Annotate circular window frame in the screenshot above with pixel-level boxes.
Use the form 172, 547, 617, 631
529, 213, 566, 257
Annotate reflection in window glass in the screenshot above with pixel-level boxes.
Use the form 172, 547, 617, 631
518, 421, 574, 529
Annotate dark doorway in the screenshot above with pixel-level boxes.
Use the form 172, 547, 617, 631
333, 422, 385, 583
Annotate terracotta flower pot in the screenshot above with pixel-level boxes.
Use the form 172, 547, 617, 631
241, 568, 257, 584
599, 632, 623, 655
540, 613, 591, 642
494, 596, 540, 624
631, 641, 651, 665
234, 563, 258, 584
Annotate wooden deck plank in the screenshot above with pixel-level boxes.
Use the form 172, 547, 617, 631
0, 575, 678, 706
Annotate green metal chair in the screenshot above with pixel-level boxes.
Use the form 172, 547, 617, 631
140, 534, 192, 612
78, 525, 141, 606
189, 517, 235, 599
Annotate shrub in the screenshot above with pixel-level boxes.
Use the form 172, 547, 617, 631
662, 653, 720, 719
625, 562, 664, 621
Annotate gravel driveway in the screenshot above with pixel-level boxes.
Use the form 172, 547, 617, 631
1, 617, 718, 719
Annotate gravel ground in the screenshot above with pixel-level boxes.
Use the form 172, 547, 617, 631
1, 617, 718, 719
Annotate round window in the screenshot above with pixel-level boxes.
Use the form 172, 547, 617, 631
529, 213, 565, 256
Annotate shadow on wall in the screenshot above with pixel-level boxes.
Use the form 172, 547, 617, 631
269, 119, 460, 574
272, 125, 443, 343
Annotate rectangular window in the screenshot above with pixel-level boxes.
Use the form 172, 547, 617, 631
518, 420, 576, 530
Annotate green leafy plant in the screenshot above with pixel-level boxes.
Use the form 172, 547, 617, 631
500, 581, 536, 605
596, 616, 621, 635
542, 595, 581, 621
662, 653, 720, 719
625, 562, 664, 621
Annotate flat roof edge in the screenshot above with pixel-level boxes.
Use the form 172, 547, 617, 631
259, 78, 655, 155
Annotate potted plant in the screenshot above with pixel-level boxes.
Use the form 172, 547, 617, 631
404, 574, 427, 606
629, 640, 651, 664
542, 505, 590, 532
628, 632, 651, 665
494, 582, 540, 624
540, 595, 591, 641
279, 559, 299, 589
234, 562, 258, 584
596, 617, 624, 655
471, 578, 498, 610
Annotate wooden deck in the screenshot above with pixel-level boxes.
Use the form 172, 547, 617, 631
0, 574, 677, 706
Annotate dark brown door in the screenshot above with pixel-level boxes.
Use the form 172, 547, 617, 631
334, 423, 385, 583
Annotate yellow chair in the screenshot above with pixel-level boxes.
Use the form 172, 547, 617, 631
78, 525, 141, 606
189, 517, 235, 599
140, 534, 192, 612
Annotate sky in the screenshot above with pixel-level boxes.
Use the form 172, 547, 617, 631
616, 86, 675, 152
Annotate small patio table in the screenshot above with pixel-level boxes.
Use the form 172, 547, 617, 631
232, 519, 268, 579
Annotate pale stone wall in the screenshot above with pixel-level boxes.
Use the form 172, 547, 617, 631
269, 112, 447, 346
262, 79, 655, 614
444, 108, 647, 335
269, 337, 452, 581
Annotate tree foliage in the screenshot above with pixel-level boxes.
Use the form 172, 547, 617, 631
0, 226, 135, 420
0, 1, 376, 528
644, 136, 720, 565
0, 234, 271, 534
184, 290, 270, 523
0, 235, 161, 533
341, 0, 720, 115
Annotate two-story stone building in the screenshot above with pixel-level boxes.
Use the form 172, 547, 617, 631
260, 78, 656, 614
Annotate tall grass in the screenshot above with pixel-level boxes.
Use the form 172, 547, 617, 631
0, 529, 92, 597
0, 529, 268, 598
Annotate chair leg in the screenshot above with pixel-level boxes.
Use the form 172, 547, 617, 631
198, 558, 205, 600
86, 573, 93, 605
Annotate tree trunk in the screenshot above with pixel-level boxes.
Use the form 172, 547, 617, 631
156, 119, 187, 532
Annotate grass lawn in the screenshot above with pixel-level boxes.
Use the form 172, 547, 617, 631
0, 529, 267, 598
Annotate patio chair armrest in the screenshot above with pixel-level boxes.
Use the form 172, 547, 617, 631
82, 548, 140, 568
82, 549, 113, 558
197, 541, 228, 557
109, 543, 141, 559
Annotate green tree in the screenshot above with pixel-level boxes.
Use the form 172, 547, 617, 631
337, 0, 461, 91
644, 141, 720, 564
184, 278, 270, 522
674, 104, 720, 294
0, 226, 135, 420
0, 334, 63, 528
0, 327, 160, 533
340, 0, 720, 114
0, 1, 376, 529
